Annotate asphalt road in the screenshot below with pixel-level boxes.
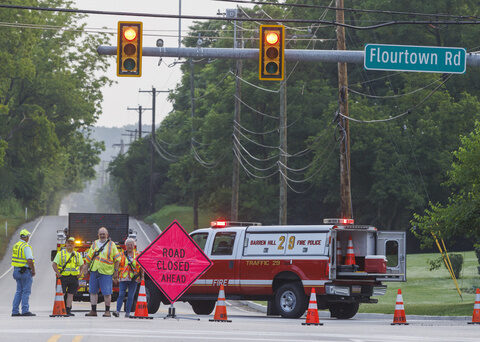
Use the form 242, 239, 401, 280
0, 216, 479, 342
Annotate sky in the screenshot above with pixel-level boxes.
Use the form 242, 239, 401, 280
74, 0, 244, 128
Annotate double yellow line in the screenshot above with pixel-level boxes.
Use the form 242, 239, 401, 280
47, 335, 83, 342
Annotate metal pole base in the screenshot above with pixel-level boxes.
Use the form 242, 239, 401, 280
163, 303, 199, 321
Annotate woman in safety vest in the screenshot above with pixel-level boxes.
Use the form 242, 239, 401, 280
113, 238, 143, 317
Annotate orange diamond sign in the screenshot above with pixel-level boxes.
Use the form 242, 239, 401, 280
136, 220, 212, 303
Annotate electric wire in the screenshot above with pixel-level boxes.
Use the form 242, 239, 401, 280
229, 70, 280, 94
233, 119, 278, 135
233, 135, 280, 161
234, 94, 279, 119
233, 143, 278, 171
233, 146, 279, 179
234, 126, 279, 149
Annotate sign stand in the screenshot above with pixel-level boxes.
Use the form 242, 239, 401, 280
163, 303, 199, 321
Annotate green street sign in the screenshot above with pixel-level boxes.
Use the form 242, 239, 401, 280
364, 44, 466, 74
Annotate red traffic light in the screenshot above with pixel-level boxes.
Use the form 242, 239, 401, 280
265, 31, 279, 45
123, 27, 137, 41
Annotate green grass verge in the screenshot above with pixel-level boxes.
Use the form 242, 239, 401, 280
0, 216, 26, 261
144, 204, 215, 233
359, 250, 479, 316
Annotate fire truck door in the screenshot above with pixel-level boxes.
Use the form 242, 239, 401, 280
376, 231, 406, 281
206, 230, 241, 293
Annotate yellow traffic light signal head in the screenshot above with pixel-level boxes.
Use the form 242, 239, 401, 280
117, 21, 142, 77
259, 25, 284, 81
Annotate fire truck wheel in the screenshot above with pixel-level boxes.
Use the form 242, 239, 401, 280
145, 279, 161, 314
328, 302, 359, 319
274, 282, 307, 319
189, 300, 216, 315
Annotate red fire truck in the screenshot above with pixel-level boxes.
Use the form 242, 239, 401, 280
144, 219, 406, 319
52, 213, 136, 302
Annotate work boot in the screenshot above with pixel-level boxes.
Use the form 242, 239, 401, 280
66, 307, 75, 317
22, 312, 36, 316
112, 311, 119, 317
103, 311, 111, 317
85, 310, 97, 317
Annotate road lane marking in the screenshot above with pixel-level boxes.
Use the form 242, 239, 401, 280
0, 216, 44, 280
72, 336, 83, 342
47, 335, 61, 342
135, 219, 152, 244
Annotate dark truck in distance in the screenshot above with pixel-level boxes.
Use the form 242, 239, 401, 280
52, 213, 136, 302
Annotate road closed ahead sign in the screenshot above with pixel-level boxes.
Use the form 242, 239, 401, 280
136, 220, 212, 303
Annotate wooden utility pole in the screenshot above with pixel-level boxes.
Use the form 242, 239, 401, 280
127, 105, 152, 140
231, 10, 242, 222
279, 79, 287, 225
336, 0, 353, 219
190, 59, 199, 229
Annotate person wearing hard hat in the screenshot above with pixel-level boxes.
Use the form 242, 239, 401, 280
52, 237, 84, 316
11, 229, 36, 316
81, 227, 120, 317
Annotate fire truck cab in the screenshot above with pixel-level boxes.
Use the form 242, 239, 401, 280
145, 219, 406, 319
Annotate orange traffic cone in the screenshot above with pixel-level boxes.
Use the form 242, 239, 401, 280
302, 288, 323, 326
336, 240, 343, 265
209, 284, 231, 322
391, 289, 408, 325
344, 236, 356, 266
50, 278, 67, 317
130, 280, 153, 319
468, 288, 480, 324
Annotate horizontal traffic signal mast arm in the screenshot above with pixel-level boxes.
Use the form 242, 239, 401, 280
97, 46, 480, 66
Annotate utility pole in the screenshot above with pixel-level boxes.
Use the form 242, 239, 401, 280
189, 59, 199, 229
231, 8, 242, 222
128, 105, 152, 139
336, 0, 353, 219
126, 129, 150, 141
139, 87, 170, 213
112, 139, 126, 155
279, 79, 287, 225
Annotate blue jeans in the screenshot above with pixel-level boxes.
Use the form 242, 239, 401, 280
12, 267, 33, 314
89, 271, 113, 295
116, 280, 138, 315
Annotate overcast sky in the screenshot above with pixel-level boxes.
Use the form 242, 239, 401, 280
75, 0, 245, 128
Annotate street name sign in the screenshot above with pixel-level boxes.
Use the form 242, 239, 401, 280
137, 220, 212, 303
364, 44, 466, 74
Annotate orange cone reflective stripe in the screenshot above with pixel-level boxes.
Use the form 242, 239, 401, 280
130, 280, 153, 319
50, 278, 67, 317
302, 288, 323, 326
391, 289, 408, 325
209, 284, 231, 322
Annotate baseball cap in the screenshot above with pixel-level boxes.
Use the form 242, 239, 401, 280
20, 229, 31, 237
67, 237, 75, 242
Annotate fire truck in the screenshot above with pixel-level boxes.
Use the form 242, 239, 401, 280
144, 219, 406, 319
52, 213, 136, 302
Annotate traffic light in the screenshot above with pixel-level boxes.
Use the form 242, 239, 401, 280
117, 21, 142, 77
259, 25, 285, 81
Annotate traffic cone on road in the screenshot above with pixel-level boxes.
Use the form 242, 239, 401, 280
336, 240, 343, 265
302, 288, 323, 326
468, 288, 480, 324
50, 278, 67, 317
344, 236, 356, 266
391, 289, 408, 325
130, 280, 153, 319
209, 284, 231, 322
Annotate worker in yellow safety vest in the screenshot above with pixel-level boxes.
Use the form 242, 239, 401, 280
11, 229, 36, 317
81, 227, 120, 317
52, 237, 84, 316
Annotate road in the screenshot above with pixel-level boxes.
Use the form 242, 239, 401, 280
0, 216, 479, 342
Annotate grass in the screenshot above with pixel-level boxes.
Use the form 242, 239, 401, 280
0, 215, 26, 260
358, 250, 479, 316
144, 204, 215, 233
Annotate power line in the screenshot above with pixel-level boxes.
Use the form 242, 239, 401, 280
2, 4, 480, 30
214, 0, 480, 21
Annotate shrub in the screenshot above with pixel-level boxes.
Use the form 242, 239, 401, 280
428, 253, 463, 279
474, 244, 480, 265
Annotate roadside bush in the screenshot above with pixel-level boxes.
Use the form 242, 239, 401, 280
428, 253, 464, 279
474, 244, 480, 265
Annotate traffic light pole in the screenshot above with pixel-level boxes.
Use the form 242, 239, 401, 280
97, 46, 480, 66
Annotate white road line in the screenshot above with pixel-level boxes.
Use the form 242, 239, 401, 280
135, 219, 152, 244
0, 216, 44, 280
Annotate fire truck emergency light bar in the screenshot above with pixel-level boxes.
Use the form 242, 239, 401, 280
323, 218, 354, 225
211, 220, 262, 228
